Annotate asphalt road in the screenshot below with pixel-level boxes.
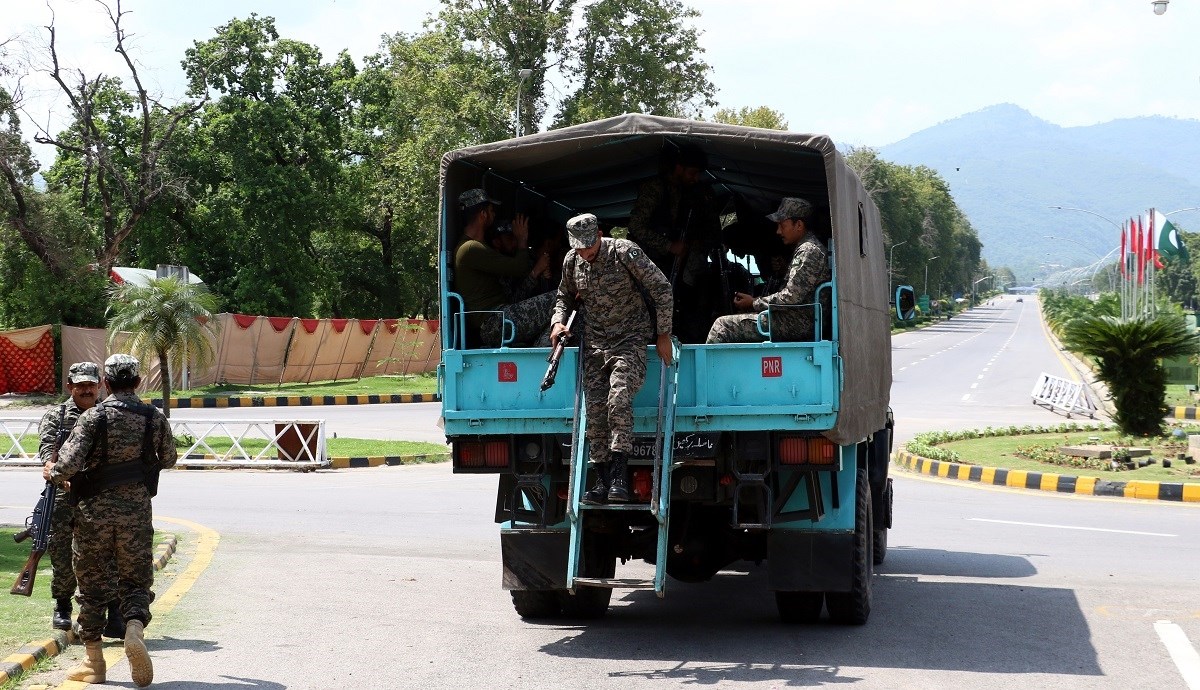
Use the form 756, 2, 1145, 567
3, 294, 1199, 689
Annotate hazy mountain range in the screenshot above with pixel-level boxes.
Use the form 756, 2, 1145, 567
877, 104, 1200, 282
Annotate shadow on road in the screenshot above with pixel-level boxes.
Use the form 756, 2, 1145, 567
145, 677, 285, 690
538, 554, 1098, 685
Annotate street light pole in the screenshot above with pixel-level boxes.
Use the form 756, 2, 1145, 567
924, 256, 939, 297
888, 240, 907, 297
515, 68, 532, 137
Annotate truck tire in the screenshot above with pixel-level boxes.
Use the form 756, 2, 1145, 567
873, 477, 891, 566
825, 469, 872, 625
872, 527, 888, 566
775, 591, 824, 624
560, 531, 616, 619
511, 590, 560, 619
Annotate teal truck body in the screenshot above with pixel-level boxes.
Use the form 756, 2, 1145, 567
439, 114, 893, 623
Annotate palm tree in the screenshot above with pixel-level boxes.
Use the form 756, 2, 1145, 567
1062, 314, 1200, 437
106, 277, 221, 418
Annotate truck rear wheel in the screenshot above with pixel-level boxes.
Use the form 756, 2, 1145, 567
511, 590, 561, 619
825, 469, 872, 625
775, 591, 824, 623
560, 531, 616, 619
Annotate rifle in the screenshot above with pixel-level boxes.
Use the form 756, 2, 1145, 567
713, 245, 733, 315
11, 480, 55, 596
540, 310, 577, 392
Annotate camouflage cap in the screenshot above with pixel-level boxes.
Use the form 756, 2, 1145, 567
67, 361, 100, 384
457, 188, 500, 210
565, 213, 600, 249
104, 353, 140, 380
766, 197, 814, 223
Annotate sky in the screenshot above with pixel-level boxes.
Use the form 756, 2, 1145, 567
3, 0, 1199, 170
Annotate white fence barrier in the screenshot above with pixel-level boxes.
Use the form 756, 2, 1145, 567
1030, 373, 1098, 419
0, 418, 328, 469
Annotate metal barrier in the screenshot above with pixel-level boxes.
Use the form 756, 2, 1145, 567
1030, 373, 1098, 419
0, 418, 328, 469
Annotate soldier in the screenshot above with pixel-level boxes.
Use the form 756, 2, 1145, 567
453, 188, 554, 347
627, 144, 722, 341
45, 354, 177, 687
551, 213, 674, 504
39, 362, 124, 638
706, 197, 832, 344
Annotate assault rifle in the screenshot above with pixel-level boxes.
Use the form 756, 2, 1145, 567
540, 310, 577, 392
11, 481, 55, 596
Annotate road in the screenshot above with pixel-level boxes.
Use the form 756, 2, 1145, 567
3, 295, 1199, 689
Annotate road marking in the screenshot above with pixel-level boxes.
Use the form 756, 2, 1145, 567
969, 517, 1175, 537
961, 394, 971, 401
1156, 621, 1200, 689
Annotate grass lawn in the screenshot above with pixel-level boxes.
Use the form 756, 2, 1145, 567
0, 528, 172, 657
172, 372, 438, 399
940, 429, 1200, 483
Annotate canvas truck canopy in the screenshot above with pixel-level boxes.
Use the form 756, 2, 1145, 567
439, 113, 890, 445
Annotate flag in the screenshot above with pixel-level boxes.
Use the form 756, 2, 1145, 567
1135, 216, 1145, 284
1119, 223, 1127, 278
1151, 208, 1189, 260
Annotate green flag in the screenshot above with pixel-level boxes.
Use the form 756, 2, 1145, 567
1152, 208, 1188, 260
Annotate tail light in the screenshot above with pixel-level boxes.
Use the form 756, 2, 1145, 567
631, 469, 652, 502
454, 440, 510, 471
778, 436, 837, 466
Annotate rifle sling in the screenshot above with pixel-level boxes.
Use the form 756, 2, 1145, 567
72, 400, 160, 502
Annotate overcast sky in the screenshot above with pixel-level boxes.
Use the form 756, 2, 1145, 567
4, 0, 1199, 169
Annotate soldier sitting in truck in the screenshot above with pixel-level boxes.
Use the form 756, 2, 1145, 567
706, 197, 831, 343
453, 188, 554, 347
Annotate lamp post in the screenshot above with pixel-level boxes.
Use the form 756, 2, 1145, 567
888, 240, 907, 297
924, 255, 939, 297
1152, 1, 1169, 15
515, 68, 532, 137
972, 275, 992, 305
1166, 207, 1200, 217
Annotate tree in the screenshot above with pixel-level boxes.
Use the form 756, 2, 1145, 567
1062, 314, 1200, 437
106, 277, 220, 417
29, 1, 208, 274
554, 0, 715, 127
712, 106, 787, 130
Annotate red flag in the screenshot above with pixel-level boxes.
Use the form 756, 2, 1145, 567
1134, 217, 1144, 284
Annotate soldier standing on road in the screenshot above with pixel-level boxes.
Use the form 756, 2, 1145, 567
39, 361, 124, 638
551, 214, 674, 504
45, 354, 177, 687
706, 197, 831, 344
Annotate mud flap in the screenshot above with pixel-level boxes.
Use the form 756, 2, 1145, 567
767, 530, 854, 592
501, 529, 569, 590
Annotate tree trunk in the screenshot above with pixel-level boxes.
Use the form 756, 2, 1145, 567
158, 348, 172, 419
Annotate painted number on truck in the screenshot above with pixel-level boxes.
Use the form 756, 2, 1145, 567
498, 362, 517, 382
762, 356, 783, 378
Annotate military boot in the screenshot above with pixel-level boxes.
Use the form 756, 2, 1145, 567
102, 601, 126, 640
124, 618, 153, 687
581, 462, 610, 505
66, 639, 106, 683
52, 598, 72, 631
607, 452, 632, 503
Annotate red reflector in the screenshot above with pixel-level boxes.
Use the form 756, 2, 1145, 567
779, 436, 837, 465
556, 484, 568, 501
458, 441, 510, 468
498, 362, 517, 382
631, 469, 652, 502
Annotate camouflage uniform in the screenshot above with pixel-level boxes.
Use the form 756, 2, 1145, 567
706, 205, 831, 344
552, 220, 673, 464
50, 356, 177, 643
39, 400, 86, 601
627, 177, 722, 286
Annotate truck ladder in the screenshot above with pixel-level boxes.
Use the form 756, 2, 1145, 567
566, 341, 681, 598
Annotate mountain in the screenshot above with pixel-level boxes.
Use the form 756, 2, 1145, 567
878, 104, 1200, 281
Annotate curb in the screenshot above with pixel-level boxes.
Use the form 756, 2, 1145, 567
893, 451, 1200, 502
0, 534, 179, 687
1172, 407, 1200, 420
328, 453, 450, 469
150, 392, 439, 409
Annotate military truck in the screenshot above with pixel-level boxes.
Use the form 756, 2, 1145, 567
438, 114, 893, 623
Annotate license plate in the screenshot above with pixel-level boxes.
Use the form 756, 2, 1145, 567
628, 432, 719, 460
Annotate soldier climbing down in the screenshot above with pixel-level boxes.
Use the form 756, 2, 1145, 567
550, 213, 674, 504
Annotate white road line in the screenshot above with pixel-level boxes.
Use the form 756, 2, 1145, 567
1155, 621, 1200, 690
968, 518, 1176, 537
961, 394, 971, 401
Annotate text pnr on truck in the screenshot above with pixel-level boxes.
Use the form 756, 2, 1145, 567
438, 114, 893, 624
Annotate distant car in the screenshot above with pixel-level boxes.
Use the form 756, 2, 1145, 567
1016, 297, 1024, 302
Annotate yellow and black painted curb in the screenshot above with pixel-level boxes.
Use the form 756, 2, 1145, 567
150, 392, 439, 409
329, 453, 450, 469
0, 534, 179, 687
893, 451, 1200, 503
1172, 407, 1200, 420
